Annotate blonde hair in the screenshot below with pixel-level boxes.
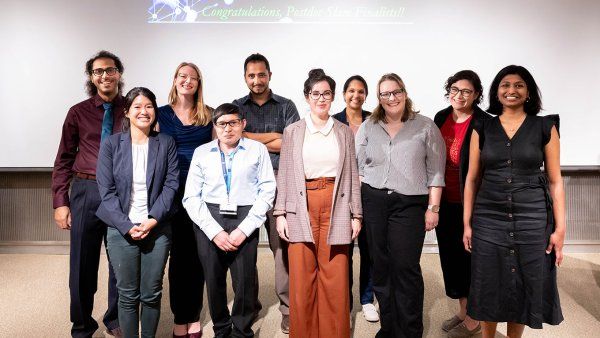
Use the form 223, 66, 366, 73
370, 73, 419, 123
168, 62, 212, 126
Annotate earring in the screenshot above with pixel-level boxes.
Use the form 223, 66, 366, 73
526, 97, 530, 102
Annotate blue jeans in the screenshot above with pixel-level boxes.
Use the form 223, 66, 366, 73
106, 225, 171, 338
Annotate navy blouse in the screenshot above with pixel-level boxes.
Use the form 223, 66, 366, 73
158, 105, 213, 184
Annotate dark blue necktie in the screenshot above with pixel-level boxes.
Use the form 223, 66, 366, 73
101, 102, 114, 142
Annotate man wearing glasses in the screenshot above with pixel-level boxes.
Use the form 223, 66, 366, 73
232, 53, 299, 334
183, 103, 276, 337
52, 50, 124, 338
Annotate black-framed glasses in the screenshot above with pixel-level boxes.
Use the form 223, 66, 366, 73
91, 67, 119, 77
177, 73, 200, 82
215, 119, 242, 129
379, 88, 405, 100
309, 91, 333, 101
449, 87, 474, 98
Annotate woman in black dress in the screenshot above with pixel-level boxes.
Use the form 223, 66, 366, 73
463, 65, 565, 338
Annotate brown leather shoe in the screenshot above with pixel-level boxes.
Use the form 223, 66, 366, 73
447, 322, 482, 338
441, 315, 462, 332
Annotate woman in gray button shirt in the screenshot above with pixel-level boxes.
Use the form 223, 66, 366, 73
356, 73, 446, 338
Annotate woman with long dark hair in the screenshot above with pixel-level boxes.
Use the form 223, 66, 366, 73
463, 65, 565, 338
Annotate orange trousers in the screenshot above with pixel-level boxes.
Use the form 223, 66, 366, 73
288, 178, 350, 338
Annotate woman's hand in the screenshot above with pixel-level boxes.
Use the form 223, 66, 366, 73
276, 215, 290, 242
139, 218, 158, 239
351, 218, 362, 240
128, 225, 146, 240
424, 210, 439, 231
546, 231, 565, 266
463, 224, 472, 253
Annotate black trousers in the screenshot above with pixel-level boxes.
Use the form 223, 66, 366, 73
69, 177, 119, 338
168, 192, 205, 324
195, 204, 258, 338
362, 183, 428, 338
435, 201, 471, 299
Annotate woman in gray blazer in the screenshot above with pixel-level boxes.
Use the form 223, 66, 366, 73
273, 69, 362, 338
96, 87, 179, 338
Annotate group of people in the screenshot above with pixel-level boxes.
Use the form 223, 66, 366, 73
52, 50, 566, 338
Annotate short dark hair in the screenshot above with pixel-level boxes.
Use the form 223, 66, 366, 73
444, 70, 483, 105
303, 69, 336, 99
213, 103, 244, 124
488, 65, 542, 116
343, 75, 368, 96
243, 53, 270, 73
122, 87, 159, 133
85, 50, 125, 97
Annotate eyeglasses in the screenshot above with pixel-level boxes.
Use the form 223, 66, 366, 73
379, 89, 405, 100
309, 91, 333, 101
215, 119, 242, 129
91, 67, 119, 77
177, 73, 199, 82
449, 87, 474, 98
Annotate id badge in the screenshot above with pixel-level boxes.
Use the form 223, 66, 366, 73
219, 202, 237, 215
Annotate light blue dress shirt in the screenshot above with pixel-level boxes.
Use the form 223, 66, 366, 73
183, 137, 276, 240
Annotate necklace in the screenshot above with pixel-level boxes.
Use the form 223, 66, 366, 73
501, 114, 526, 133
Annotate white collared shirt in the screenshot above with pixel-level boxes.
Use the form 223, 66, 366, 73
302, 115, 339, 179
183, 137, 276, 240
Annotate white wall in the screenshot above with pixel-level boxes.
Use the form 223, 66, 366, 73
1, 0, 599, 166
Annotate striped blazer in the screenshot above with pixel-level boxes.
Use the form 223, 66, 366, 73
273, 118, 362, 245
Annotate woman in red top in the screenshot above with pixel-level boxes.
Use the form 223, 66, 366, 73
433, 70, 490, 338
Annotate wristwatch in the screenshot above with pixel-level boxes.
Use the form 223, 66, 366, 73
427, 204, 440, 213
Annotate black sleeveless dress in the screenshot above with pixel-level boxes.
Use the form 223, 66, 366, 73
467, 115, 563, 328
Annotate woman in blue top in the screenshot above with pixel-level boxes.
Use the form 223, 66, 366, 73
158, 62, 213, 338
332, 75, 379, 323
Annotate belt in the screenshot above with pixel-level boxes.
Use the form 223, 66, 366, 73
305, 177, 335, 190
75, 172, 96, 180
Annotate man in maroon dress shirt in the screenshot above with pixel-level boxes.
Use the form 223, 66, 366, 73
52, 50, 125, 338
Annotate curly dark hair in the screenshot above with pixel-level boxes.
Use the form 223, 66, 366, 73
85, 50, 125, 97
488, 65, 542, 116
444, 70, 483, 105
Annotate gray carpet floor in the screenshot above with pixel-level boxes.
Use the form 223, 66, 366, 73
1, 250, 598, 337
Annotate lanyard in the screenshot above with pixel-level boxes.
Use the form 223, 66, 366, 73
220, 150, 236, 198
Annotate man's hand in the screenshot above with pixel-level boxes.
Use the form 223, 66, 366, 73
228, 229, 247, 247
351, 218, 362, 240
213, 231, 238, 252
276, 216, 290, 242
54, 206, 72, 230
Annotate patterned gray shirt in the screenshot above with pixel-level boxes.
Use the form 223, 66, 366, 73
356, 114, 446, 195
233, 91, 300, 169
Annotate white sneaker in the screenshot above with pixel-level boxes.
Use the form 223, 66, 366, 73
362, 303, 380, 322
